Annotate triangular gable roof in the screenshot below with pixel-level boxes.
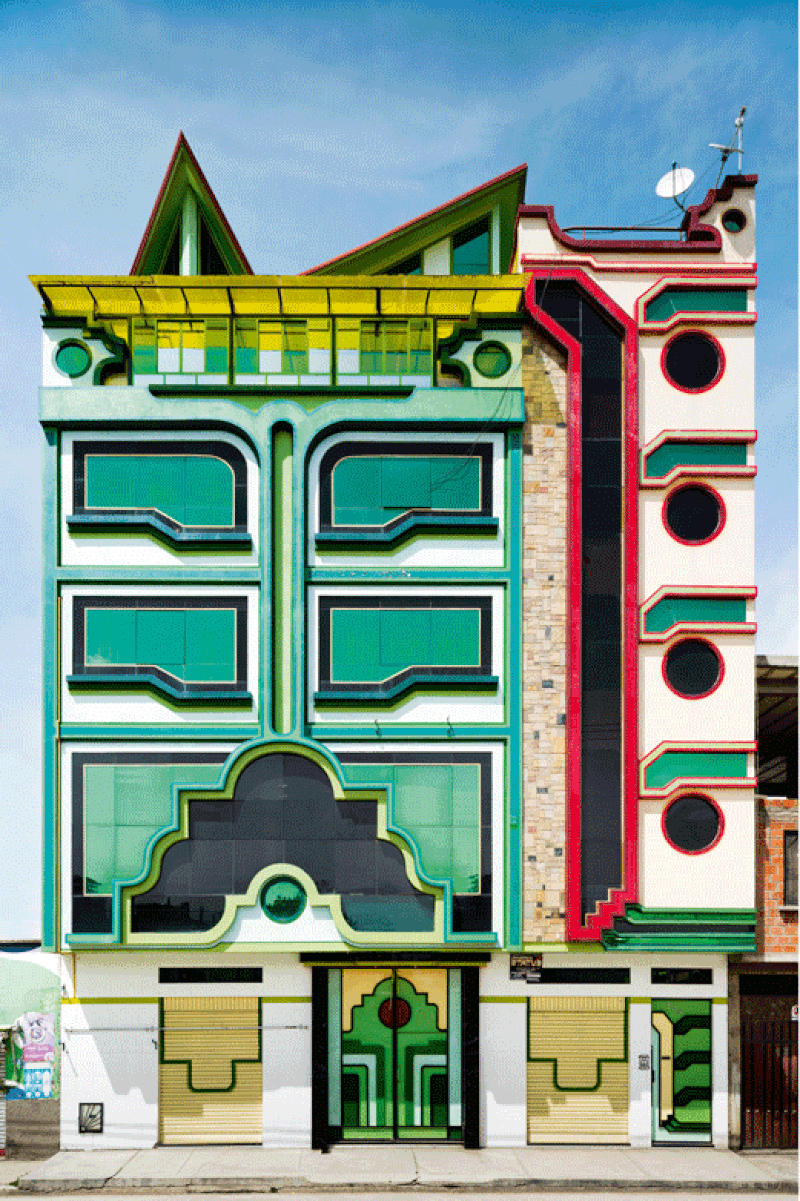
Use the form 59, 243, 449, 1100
131, 132, 252, 275
304, 164, 527, 275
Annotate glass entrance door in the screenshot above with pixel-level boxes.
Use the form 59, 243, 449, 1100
651, 999, 712, 1144
329, 967, 461, 1141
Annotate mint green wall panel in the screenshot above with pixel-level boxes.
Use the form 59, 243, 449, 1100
644, 596, 747, 632
85, 609, 137, 665
644, 288, 748, 321
451, 764, 480, 825
381, 610, 429, 671
645, 441, 747, 478
184, 457, 235, 526
395, 764, 452, 824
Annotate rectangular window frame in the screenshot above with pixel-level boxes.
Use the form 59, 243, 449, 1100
784, 830, 798, 907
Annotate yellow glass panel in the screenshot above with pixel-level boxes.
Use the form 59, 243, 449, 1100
258, 320, 282, 352
183, 322, 204, 350
158, 322, 180, 349
235, 319, 256, 348
336, 318, 361, 350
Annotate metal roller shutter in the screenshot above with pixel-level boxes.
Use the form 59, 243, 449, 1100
527, 996, 628, 1144
159, 997, 262, 1145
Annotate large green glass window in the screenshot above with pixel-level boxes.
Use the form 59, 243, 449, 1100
84, 454, 235, 527
131, 318, 229, 377
330, 607, 480, 683
82, 761, 224, 897
452, 218, 490, 275
644, 288, 748, 322
84, 607, 237, 683
332, 455, 480, 527
358, 320, 432, 376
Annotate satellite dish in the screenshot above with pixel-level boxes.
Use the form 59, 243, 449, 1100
656, 164, 695, 199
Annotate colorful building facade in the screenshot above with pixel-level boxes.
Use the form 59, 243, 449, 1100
34, 136, 758, 1148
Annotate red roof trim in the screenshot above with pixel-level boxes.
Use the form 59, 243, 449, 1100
131, 132, 252, 275
514, 174, 758, 258
303, 163, 527, 275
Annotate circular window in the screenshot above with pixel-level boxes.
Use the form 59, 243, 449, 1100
55, 339, 92, 378
722, 208, 747, 233
663, 794, 723, 854
663, 639, 722, 698
664, 484, 724, 544
473, 340, 512, 379
260, 877, 306, 923
662, 332, 723, 392
378, 997, 411, 1029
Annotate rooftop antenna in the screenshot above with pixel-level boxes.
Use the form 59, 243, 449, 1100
710, 105, 746, 187
655, 161, 696, 212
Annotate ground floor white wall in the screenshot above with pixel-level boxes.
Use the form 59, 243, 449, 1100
60, 950, 728, 1149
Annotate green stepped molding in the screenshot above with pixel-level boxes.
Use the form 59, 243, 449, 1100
602, 904, 756, 951
644, 440, 747, 478
643, 287, 748, 322
643, 595, 747, 633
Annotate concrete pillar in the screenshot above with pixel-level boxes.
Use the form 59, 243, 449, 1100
628, 1000, 652, 1146
712, 998, 729, 1148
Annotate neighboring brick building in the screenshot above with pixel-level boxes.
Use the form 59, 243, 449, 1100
728, 656, 797, 1149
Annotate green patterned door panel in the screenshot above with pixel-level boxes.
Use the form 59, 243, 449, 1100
651, 999, 712, 1144
332, 968, 461, 1141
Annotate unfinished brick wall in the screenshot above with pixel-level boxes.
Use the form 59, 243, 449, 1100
520, 327, 568, 944
755, 795, 798, 955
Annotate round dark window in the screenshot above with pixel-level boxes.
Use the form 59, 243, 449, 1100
663, 794, 722, 853
473, 340, 512, 379
664, 485, 722, 543
722, 208, 747, 233
55, 339, 92, 378
664, 639, 722, 697
663, 333, 722, 391
260, 877, 306, 923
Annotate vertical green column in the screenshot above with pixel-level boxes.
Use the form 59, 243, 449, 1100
180, 190, 198, 275
41, 428, 59, 950
272, 426, 294, 734
327, 969, 342, 1127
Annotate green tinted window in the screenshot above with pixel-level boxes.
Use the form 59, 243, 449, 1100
644, 596, 747, 633
358, 320, 431, 376
341, 761, 482, 894
83, 761, 222, 896
645, 441, 747, 478
644, 288, 748, 322
330, 607, 481, 683
131, 318, 229, 375
452, 218, 490, 274
332, 454, 480, 527
84, 608, 236, 683
85, 454, 234, 527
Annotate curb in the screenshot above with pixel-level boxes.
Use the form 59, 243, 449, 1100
14, 1178, 799, 1194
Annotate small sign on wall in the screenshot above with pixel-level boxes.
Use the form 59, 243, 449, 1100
510, 954, 542, 982
639, 1054, 651, 1071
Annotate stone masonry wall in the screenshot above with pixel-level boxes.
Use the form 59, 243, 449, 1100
755, 795, 798, 955
520, 327, 568, 944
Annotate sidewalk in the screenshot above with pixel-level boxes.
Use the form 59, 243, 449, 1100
0, 1145, 796, 1193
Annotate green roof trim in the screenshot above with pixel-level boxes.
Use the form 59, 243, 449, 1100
304, 164, 527, 277
601, 904, 756, 952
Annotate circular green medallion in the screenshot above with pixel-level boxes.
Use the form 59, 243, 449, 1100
55, 340, 92, 378
260, 877, 306, 923
473, 340, 512, 379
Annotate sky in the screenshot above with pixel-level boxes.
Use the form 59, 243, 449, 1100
0, 0, 796, 938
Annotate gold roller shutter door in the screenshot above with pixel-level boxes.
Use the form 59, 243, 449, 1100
527, 997, 629, 1144
160, 997, 262, 1145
